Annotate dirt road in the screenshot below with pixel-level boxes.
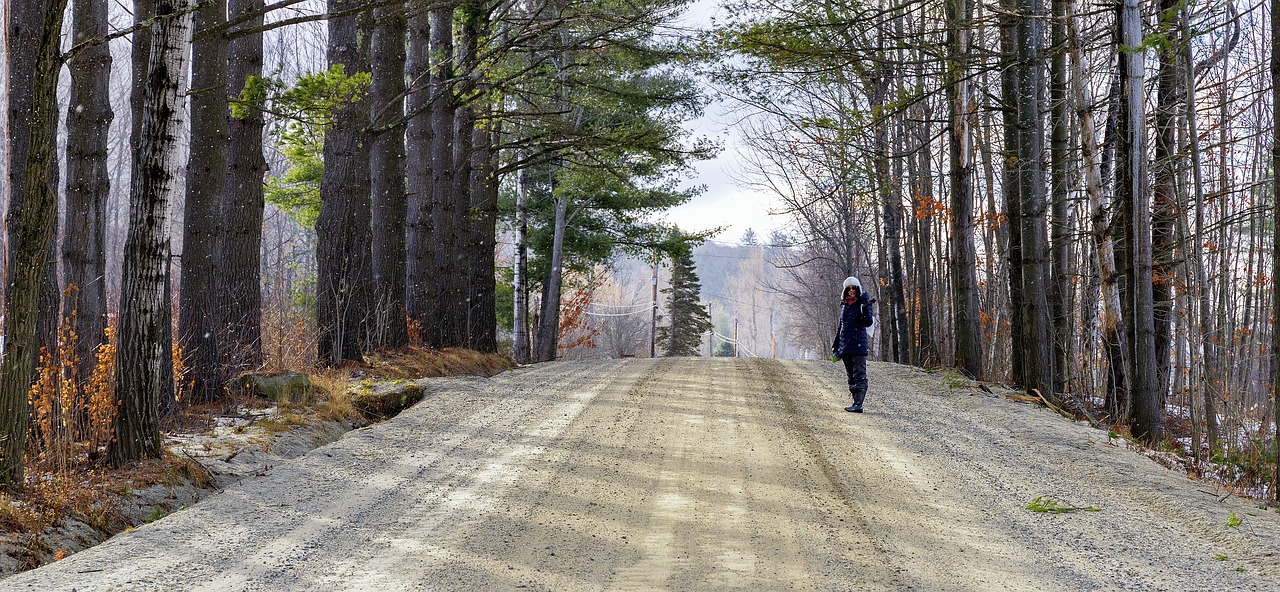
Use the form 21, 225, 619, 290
3, 358, 1277, 591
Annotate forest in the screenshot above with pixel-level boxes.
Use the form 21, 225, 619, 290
1, 0, 1278, 503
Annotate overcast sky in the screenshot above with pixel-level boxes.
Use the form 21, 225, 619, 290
660, 0, 784, 244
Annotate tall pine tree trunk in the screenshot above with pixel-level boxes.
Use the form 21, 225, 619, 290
536, 193, 568, 362
370, 3, 409, 348
468, 115, 499, 352
999, 0, 1025, 385
453, 0, 479, 348
5, 0, 61, 372
1049, 0, 1072, 395
1118, 0, 1161, 441
1015, 0, 1055, 398
64, 0, 114, 381
317, 1, 374, 363
946, 0, 981, 379
429, 1, 458, 346
0, 0, 68, 489
222, 0, 267, 374
405, 5, 435, 340
180, 0, 228, 402
111, 0, 190, 466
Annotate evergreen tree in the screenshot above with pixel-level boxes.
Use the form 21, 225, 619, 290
658, 253, 713, 356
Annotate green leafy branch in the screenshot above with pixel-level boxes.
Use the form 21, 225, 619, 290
1026, 496, 1101, 514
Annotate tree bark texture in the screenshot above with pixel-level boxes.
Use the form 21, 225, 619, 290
1184, 9, 1219, 452
872, 81, 907, 364
110, 0, 190, 466
1151, 0, 1182, 406
468, 117, 499, 353
221, 0, 267, 374
945, 0, 981, 379
370, 3, 409, 348
512, 156, 531, 362
1069, 0, 1127, 413
404, 4, 435, 340
535, 193, 568, 362
317, 1, 374, 363
453, 0, 478, 349
5, 0, 61, 367
179, 0, 229, 403
1264, 0, 1277, 498
1049, 0, 1072, 395
127, 0, 176, 415
429, 1, 460, 347
999, 0, 1025, 386
1118, 0, 1161, 441
0, 0, 68, 489
1014, 0, 1055, 398
64, 0, 114, 381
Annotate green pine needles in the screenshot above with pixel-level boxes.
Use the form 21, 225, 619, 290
658, 252, 713, 356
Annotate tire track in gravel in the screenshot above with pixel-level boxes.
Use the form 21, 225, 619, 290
0, 361, 631, 592
5, 358, 1279, 592
786, 359, 1280, 591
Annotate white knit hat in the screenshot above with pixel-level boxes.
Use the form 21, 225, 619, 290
841, 276, 861, 295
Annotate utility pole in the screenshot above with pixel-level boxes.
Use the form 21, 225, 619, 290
733, 316, 738, 357
707, 301, 713, 356
650, 251, 658, 358
770, 310, 776, 358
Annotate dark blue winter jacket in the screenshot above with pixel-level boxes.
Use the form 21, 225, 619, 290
832, 293, 874, 357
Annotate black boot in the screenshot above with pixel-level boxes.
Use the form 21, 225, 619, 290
850, 388, 866, 413
844, 389, 858, 412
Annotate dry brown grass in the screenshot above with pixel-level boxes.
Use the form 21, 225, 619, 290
2, 341, 514, 572
360, 346, 515, 381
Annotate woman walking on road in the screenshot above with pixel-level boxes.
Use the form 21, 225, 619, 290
832, 277, 875, 412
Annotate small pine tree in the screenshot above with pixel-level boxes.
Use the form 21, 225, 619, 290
658, 253, 713, 356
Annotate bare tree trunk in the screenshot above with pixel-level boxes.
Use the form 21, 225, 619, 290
1151, 0, 1182, 408
0, 0, 68, 488
180, 0, 228, 403
429, 1, 458, 346
64, 0, 114, 381
1048, 0, 1072, 395
127, 0, 176, 412
535, 192, 568, 362
110, 0, 190, 466
454, 0, 479, 349
222, 0, 266, 375
1068, 0, 1126, 414
911, 111, 936, 366
871, 76, 907, 363
1271, 0, 1280, 500
999, 0, 1025, 385
1013, 0, 1054, 398
1118, 0, 1160, 441
5, 0, 61, 368
316, 1, 374, 363
1189, 8, 1219, 452
513, 156, 531, 363
946, 0, 981, 379
370, 2, 409, 349
468, 118, 499, 353
405, 4, 434, 340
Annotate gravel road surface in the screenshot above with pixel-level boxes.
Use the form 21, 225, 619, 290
3, 358, 1277, 591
